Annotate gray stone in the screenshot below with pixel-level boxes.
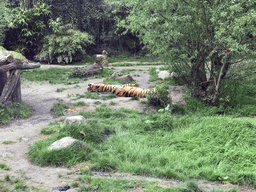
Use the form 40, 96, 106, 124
156, 69, 160, 74
64, 116, 87, 125
110, 72, 123, 79
158, 71, 170, 79
118, 75, 134, 84
48, 137, 88, 151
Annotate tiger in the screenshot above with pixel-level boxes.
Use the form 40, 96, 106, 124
87, 83, 156, 98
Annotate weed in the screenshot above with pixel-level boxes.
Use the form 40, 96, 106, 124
50, 102, 69, 117
0, 164, 9, 170
2, 140, 16, 145
73, 101, 86, 106
56, 88, 68, 92
4, 175, 11, 181
94, 101, 101, 105
109, 101, 116, 105
129, 96, 139, 101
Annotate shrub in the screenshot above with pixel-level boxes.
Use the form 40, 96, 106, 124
35, 18, 94, 64
146, 82, 172, 109
5, 2, 51, 59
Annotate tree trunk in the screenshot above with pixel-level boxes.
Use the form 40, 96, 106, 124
11, 70, 21, 103
0, 72, 7, 96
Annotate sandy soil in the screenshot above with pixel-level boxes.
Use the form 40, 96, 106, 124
0, 64, 255, 191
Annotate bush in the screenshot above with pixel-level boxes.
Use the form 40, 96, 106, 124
35, 18, 94, 64
146, 82, 172, 109
5, 2, 51, 59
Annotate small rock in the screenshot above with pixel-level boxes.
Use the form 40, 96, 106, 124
110, 72, 123, 79
156, 69, 160, 74
48, 137, 89, 151
63, 116, 87, 125
158, 71, 170, 79
52, 186, 70, 191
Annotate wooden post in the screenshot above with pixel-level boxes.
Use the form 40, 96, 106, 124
11, 70, 21, 103
0, 72, 7, 96
0, 52, 40, 105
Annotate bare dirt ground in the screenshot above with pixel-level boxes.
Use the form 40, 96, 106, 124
0, 64, 255, 191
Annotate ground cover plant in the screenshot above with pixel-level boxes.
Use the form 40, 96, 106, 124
27, 100, 256, 188
68, 92, 118, 101
0, 102, 33, 126
71, 175, 238, 192
0, 174, 43, 192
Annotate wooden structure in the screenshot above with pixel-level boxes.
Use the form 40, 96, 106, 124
0, 53, 40, 105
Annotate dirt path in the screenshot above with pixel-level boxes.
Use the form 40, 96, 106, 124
0, 64, 254, 191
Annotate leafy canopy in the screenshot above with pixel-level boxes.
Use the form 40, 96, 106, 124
111, 0, 256, 103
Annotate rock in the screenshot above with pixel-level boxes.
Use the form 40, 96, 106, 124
52, 186, 71, 191
158, 71, 170, 79
118, 75, 134, 84
156, 69, 160, 74
63, 116, 87, 125
110, 72, 123, 79
48, 137, 89, 151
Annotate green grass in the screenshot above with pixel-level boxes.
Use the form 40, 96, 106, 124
0, 163, 9, 170
21, 67, 82, 85
72, 175, 237, 192
0, 174, 44, 192
50, 100, 88, 117
0, 102, 33, 126
112, 62, 165, 67
68, 92, 118, 101
120, 69, 137, 74
94, 101, 102, 105
28, 102, 256, 187
109, 101, 116, 105
2, 141, 16, 145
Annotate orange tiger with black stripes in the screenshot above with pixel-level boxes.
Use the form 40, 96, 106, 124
87, 83, 156, 98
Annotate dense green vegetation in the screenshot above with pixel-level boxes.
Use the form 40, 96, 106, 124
1, 0, 256, 191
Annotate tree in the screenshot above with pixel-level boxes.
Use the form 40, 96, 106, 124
0, 0, 10, 46
111, 0, 256, 104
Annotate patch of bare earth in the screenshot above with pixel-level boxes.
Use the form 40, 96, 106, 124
0, 63, 255, 191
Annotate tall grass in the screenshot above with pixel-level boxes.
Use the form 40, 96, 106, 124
28, 104, 256, 186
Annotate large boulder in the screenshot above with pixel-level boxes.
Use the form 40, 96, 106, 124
48, 137, 89, 151
64, 115, 87, 125
118, 75, 134, 84
158, 71, 170, 79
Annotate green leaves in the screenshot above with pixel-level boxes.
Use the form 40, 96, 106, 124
35, 18, 94, 64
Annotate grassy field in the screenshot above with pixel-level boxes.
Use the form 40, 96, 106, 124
1, 58, 256, 191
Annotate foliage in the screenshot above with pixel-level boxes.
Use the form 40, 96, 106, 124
146, 82, 172, 109
113, 0, 256, 103
0, 46, 27, 62
0, 0, 10, 46
5, 2, 51, 59
35, 18, 94, 64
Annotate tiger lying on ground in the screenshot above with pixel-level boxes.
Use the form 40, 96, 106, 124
87, 83, 156, 98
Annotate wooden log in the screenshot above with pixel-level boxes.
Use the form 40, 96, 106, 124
11, 70, 21, 103
0, 70, 20, 104
0, 62, 22, 73
0, 54, 15, 65
19, 62, 40, 70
